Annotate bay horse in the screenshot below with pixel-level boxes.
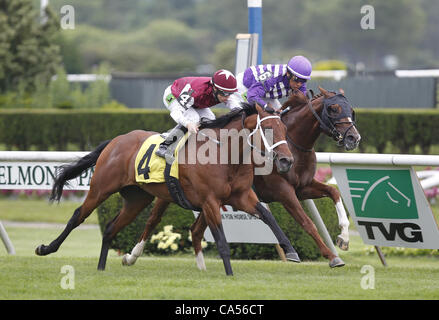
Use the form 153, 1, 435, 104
35, 103, 298, 276
123, 87, 360, 269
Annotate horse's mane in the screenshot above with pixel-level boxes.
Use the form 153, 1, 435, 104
311, 93, 324, 101
199, 102, 257, 129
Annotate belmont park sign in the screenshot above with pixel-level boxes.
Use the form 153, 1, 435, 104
0, 161, 93, 190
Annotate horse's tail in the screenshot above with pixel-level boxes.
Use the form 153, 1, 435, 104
50, 140, 112, 202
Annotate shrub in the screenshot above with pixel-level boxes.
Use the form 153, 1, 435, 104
97, 194, 199, 255
1, 108, 438, 154
97, 193, 340, 261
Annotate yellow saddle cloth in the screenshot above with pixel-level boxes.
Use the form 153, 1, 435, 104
135, 133, 187, 184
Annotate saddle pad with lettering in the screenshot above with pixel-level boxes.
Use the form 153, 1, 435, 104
135, 134, 186, 184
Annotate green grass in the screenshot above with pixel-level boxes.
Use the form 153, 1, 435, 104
0, 198, 98, 224
1, 228, 439, 299
1, 198, 439, 300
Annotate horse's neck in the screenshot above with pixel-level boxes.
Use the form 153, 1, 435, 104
285, 99, 324, 151
216, 114, 253, 164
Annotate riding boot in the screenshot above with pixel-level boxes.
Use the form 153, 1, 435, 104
155, 124, 188, 160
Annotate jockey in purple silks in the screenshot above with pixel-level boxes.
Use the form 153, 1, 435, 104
236, 55, 312, 113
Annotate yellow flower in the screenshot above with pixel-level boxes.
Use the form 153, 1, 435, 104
163, 225, 173, 234
157, 241, 165, 249
170, 243, 178, 251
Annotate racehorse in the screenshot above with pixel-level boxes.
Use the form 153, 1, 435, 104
122, 87, 360, 269
35, 103, 298, 276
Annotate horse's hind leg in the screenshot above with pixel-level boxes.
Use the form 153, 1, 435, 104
98, 186, 154, 270
35, 206, 83, 256
122, 198, 170, 266
35, 187, 112, 257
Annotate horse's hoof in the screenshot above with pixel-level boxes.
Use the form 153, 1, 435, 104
122, 254, 137, 266
329, 257, 345, 268
336, 236, 349, 251
286, 252, 301, 263
35, 244, 47, 256
122, 254, 130, 266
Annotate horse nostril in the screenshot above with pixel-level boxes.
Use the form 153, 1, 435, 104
278, 157, 293, 170
345, 134, 360, 150
346, 134, 356, 144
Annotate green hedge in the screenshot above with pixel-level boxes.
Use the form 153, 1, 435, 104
314, 108, 439, 154
0, 109, 173, 150
96, 193, 340, 261
1, 108, 439, 153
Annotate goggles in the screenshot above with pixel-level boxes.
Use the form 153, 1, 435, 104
215, 88, 234, 97
287, 72, 307, 83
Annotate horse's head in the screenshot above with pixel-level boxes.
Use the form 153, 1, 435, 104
317, 87, 361, 151
244, 103, 294, 174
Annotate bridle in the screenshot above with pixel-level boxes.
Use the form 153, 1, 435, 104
242, 112, 288, 161
280, 93, 357, 149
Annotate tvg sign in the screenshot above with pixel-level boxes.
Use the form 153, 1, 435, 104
331, 166, 439, 249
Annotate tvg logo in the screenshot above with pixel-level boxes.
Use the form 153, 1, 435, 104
358, 221, 423, 243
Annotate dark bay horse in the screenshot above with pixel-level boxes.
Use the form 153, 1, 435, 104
124, 87, 360, 269
35, 103, 298, 276
194, 87, 360, 267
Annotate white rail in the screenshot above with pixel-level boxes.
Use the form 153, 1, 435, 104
316, 152, 439, 166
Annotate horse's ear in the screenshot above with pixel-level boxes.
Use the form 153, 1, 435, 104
339, 88, 345, 95
244, 105, 258, 129
318, 86, 330, 98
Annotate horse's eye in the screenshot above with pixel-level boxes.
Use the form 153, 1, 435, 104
328, 105, 340, 114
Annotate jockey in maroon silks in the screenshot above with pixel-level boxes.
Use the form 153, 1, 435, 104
156, 69, 242, 159
236, 55, 312, 113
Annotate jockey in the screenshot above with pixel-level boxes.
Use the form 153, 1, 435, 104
237, 55, 312, 112
155, 69, 242, 159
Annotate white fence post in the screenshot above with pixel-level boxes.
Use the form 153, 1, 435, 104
304, 199, 338, 256
0, 221, 15, 255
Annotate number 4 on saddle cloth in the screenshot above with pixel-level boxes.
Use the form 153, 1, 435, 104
134, 133, 200, 211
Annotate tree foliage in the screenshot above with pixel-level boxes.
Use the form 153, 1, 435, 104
0, 0, 61, 92
38, 0, 439, 73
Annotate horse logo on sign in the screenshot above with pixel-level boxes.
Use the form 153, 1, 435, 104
347, 169, 418, 219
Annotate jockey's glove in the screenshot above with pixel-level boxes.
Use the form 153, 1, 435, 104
263, 104, 276, 114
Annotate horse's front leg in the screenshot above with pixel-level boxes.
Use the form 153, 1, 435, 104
190, 212, 208, 271
296, 178, 350, 251
202, 197, 233, 276
230, 190, 300, 263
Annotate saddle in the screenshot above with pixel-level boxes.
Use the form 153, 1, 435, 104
134, 134, 201, 211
